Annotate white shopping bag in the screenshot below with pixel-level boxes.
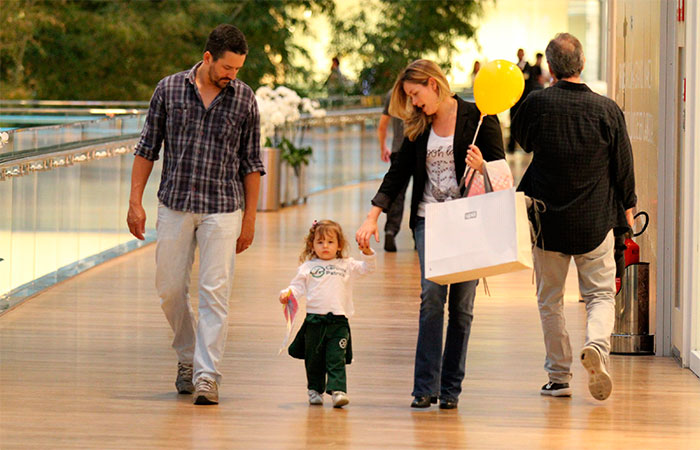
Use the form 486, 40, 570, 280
425, 188, 532, 285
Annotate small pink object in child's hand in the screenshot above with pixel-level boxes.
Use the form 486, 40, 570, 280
278, 290, 299, 354
283, 290, 298, 323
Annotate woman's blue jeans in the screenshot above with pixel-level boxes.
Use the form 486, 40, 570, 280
412, 217, 477, 401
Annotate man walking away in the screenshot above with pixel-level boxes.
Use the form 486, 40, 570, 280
512, 33, 636, 401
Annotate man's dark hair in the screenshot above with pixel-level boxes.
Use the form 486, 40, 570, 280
205, 24, 248, 60
545, 33, 584, 79
536, 52, 543, 58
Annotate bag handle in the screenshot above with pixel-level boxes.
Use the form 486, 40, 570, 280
459, 164, 493, 198
457, 113, 492, 197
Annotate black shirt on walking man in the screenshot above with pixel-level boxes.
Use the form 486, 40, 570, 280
512, 32, 636, 403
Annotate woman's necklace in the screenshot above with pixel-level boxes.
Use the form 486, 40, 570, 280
433, 98, 457, 135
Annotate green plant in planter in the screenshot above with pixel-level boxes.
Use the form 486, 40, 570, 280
266, 136, 312, 177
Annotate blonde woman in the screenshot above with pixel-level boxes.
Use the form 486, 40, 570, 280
356, 59, 504, 409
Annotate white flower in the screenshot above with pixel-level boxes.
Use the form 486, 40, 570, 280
255, 85, 326, 145
300, 98, 314, 113
255, 86, 275, 100
275, 86, 299, 100
0, 131, 8, 149
269, 110, 286, 127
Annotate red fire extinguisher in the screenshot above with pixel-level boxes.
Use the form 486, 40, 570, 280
624, 211, 649, 266
615, 211, 649, 294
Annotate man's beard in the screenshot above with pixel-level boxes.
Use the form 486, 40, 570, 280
208, 66, 230, 88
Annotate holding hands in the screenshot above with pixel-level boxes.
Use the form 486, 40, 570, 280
356, 207, 382, 250
358, 241, 374, 255
465, 144, 485, 174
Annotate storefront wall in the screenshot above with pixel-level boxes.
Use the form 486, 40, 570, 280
608, 0, 660, 336
610, 0, 700, 377
681, 0, 700, 377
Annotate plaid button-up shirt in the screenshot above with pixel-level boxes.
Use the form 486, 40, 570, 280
135, 62, 265, 214
513, 80, 636, 254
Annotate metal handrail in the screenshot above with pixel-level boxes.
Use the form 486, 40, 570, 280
0, 108, 383, 181
0, 100, 150, 107
1, 107, 147, 115
0, 137, 139, 181
0, 113, 144, 154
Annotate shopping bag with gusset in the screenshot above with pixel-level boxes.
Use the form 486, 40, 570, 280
425, 184, 532, 285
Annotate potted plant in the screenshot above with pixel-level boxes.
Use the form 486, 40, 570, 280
256, 86, 325, 207
265, 136, 312, 205
280, 137, 312, 205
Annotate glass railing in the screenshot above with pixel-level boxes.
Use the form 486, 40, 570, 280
0, 115, 146, 158
0, 100, 149, 131
291, 109, 384, 198
0, 109, 384, 313
0, 115, 158, 312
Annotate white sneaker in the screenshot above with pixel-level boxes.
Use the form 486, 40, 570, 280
193, 377, 219, 405
580, 346, 613, 401
308, 390, 323, 405
332, 391, 349, 408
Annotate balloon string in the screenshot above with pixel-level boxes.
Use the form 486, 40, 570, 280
459, 113, 486, 187
470, 113, 485, 146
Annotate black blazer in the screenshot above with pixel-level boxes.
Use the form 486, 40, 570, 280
372, 95, 505, 229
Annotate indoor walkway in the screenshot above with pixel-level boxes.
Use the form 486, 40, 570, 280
1, 181, 699, 449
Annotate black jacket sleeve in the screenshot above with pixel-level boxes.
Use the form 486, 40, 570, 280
371, 137, 414, 211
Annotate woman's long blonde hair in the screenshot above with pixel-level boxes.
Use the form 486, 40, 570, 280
388, 59, 453, 141
299, 219, 349, 263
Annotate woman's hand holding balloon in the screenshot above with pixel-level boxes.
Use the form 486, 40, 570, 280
466, 145, 485, 173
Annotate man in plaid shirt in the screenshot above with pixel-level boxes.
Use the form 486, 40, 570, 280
513, 33, 636, 402
127, 24, 265, 405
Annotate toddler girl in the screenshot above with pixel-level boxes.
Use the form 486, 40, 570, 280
280, 219, 375, 408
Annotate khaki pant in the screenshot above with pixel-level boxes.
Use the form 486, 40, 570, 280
156, 205, 242, 385
533, 230, 616, 384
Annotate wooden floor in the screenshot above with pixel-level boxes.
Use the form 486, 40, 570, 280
1, 181, 700, 449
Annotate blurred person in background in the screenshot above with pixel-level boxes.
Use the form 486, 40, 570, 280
377, 90, 410, 252
325, 56, 350, 96
469, 60, 481, 87
507, 48, 531, 153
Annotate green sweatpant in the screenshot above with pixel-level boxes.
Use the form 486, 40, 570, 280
303, 314, 350, 394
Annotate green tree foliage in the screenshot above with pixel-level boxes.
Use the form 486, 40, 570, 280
1, 0, 483, 100
0, 0, 62, 98
0, 0, 334, 100
332, 0, 484, 94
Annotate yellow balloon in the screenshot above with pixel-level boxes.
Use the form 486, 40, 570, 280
473, 60, 525, 115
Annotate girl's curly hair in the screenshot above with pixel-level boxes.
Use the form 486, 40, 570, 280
299, 219, 349, 263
